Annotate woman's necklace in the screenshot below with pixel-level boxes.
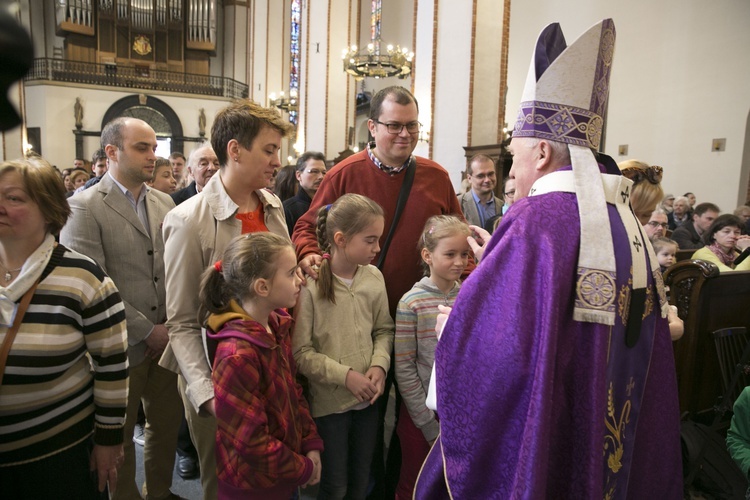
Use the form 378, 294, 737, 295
0, 261, 22, 283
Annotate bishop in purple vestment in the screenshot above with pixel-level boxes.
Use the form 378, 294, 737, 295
415, 19, 682, 499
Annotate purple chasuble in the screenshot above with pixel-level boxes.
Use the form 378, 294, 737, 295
415, 189, 682, 499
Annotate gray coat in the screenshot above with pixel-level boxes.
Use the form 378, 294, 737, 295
61, 173, 175, 366
457, 191, 502, 228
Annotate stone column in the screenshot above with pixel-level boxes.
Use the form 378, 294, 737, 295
412, 0, 509, 188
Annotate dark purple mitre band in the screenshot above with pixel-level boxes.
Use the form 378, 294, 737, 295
513, 101, 603, 150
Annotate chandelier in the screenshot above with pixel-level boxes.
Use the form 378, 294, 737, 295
268, 90, 298, 112
342, 0, 413, 80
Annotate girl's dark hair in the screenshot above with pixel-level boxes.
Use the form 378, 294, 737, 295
198, 232, 293, 325
315, 193, 384, 303
274, 164, 298, 202
418, 215, 470, 276
702, 214, 743, 245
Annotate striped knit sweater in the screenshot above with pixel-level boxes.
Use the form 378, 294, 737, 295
394, 276, 460, 442
0, 244, 128, 466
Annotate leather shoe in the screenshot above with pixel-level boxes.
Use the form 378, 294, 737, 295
176, 454, 199, 480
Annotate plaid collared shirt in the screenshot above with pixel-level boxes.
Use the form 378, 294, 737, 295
366, 141, 412, 175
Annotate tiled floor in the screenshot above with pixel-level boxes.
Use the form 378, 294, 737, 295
133, 386, 398, 500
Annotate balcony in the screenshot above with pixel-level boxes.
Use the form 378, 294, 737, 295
25, 58, 248, 100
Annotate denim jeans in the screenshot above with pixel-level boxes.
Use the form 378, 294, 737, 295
315, 404, 379, 500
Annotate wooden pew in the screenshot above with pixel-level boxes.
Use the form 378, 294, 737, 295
663, 260, 750, 416
675, 249, 695, 263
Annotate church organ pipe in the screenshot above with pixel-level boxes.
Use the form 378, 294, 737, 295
170, 0, 181, 21
117, 0, 127, 20
187, 0, 215, 45
56, 0, 93, 27
156, 0, 166, 25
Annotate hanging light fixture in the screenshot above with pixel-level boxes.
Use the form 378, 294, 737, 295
268, 90, 298, 113
342, 0, 413, 80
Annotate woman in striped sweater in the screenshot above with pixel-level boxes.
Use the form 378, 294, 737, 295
0, 157, 128, 499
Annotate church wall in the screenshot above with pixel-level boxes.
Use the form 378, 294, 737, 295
250, 0, 269, 103
326, 0, 352, 157
470, 0, 504, 147
506, 0, 750, 208
411, 0, 434, 161
303, 0, 328, 154
1, 83, 26, 163
431, 0, 473, 188
266, 0, 284, 104
23, 84, 227, 168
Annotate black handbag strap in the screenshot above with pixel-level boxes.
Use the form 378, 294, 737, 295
376, 157, 416, 270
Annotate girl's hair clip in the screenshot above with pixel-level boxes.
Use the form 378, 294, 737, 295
214, 260, 223, 272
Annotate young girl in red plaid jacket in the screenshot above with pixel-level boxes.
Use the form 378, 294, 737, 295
199, 232, 323, 500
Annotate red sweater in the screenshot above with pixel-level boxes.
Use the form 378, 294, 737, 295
292, 151, 469, 316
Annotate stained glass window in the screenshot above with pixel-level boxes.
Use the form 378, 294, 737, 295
289, 0, 301, 126
371, 0, 381, 50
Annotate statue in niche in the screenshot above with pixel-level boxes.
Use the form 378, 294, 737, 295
198, 108, 206, 137
74, 97, 83, 129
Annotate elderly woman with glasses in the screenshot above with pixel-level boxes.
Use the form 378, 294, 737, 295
0, 157, 128, 498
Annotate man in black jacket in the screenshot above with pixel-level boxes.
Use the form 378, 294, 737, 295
283, 151, 327, 235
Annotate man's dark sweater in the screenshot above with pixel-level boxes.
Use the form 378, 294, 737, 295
283, 188, 313, 236
671, 220, 703, 250
171, 180, 198, 206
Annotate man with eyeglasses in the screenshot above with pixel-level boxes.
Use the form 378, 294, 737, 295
283, 151, 327, 235
458, 154, 502, 228
292, 85, 467, 499
644, 209, 669, 241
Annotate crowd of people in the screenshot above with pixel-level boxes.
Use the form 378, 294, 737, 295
3, 17, 750, 500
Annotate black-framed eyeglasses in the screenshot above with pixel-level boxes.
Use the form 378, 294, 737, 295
504, 189, 516, 198
647, 221, 669, 229
373, 120, 422, 135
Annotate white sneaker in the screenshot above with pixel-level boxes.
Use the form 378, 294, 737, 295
133, 423, 145, 446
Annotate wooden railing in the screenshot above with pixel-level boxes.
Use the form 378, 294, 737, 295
25, 58, 248, 100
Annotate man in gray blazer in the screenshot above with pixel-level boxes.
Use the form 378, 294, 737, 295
61, 117, 182, 500
458, 154, 502, 229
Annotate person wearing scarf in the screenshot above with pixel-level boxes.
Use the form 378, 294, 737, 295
692, 214, 750, 271
0, 157, 128, 499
